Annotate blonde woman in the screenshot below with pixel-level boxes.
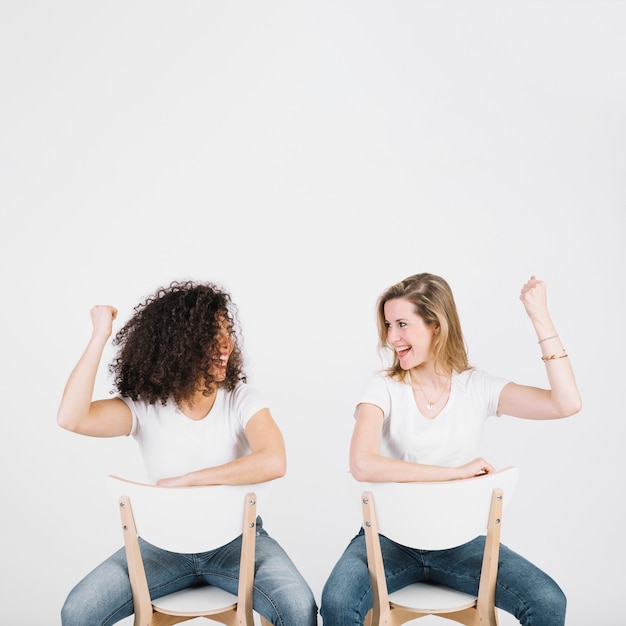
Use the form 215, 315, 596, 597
321, 273, 581, 626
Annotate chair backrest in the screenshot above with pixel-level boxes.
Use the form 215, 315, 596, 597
105, 476, 274, 554
359, 466, 519, 550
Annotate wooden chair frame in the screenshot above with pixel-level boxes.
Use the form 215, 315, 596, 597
359, 467, 519, 626
107, 476, 272, 626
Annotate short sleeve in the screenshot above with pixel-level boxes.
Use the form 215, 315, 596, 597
464, 368, 510, 417
230, 384, 269, 429
119, 395, 140, 437
354, 373, 391, 419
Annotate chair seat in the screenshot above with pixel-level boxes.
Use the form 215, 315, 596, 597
152, 585, 238, 616
389, 582, 477, 613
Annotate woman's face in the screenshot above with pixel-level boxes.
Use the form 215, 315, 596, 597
208, 318, 234, 381
383, 297, 438, 370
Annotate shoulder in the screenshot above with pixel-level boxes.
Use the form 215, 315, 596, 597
360, 369, 398, 393
224, 382, 265, 403
454, 367, 509, 395
455, 366, 493, 383
220, 383, 269, 420
365, 369, 402, 386
120, 395, 175, 413
119, 395, 177, 437
358, 370, 407, 407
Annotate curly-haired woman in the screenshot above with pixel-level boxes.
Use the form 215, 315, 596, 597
58, 280, 317, 626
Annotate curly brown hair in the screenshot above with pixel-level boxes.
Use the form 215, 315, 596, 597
109, 281, 246, 405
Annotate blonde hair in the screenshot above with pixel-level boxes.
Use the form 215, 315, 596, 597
376, 273, 471, 381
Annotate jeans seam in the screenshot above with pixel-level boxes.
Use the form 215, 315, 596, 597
253, 583, 283, 625
200, 570, 283, 625
101, 597, 134, 626
149, 572, 205, 596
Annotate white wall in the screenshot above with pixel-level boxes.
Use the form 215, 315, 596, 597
1, 2, 624, 624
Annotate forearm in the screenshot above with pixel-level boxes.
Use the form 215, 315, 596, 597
157, 449, 287, 487
350, 452, 462, 483
519, 277, 582, 417
533, 320, 582, 417
57, 333, 109, 431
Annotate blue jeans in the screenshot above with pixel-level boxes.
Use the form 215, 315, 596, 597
62, 519, 318, 626
320, 529, 566, 626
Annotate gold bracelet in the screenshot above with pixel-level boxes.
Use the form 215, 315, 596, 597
538, 334, 559, 344
541, 352, 568, 362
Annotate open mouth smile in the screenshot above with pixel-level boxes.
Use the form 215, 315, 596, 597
396, 345, 411, 359
213, 355, 229, 369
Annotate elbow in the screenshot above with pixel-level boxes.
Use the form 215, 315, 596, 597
563, 396, 583, 418
349, 457, 372, 483
267, 451, 287, 481
57, 410, 79, 432
570, 396, 583, 416
554, 395, 583, 419
275, 457, 287, 479
350, 468, 368, 483
57, 405, 91, 433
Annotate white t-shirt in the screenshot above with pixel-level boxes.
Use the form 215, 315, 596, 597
123, 383, 268, 483
356, 368, 509, 467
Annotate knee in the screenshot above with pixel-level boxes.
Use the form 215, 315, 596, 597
516, 581, 567, 626
61, 589, 86, 626
61, 577, 132, 626
254, 576, 317, 626
539, 584, 567, 621
320, 581, 343, 614
266, 589, 318, 626
320, 578, 365, 624
534, 579, 566, 617
320, 555, 372, 624
553, 586, 567, 611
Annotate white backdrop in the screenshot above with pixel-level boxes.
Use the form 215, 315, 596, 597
1, 2, 624, 624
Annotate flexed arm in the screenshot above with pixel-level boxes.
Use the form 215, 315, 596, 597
57, 305, 133, 437
498, 276, 582, 420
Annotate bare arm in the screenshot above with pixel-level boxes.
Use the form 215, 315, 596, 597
349, 402, 494, 483
156, 408, 287, 487
497, 276, 582, 420
57, 305, 133, 437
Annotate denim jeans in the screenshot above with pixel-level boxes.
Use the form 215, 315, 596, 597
320, 529, 566, 626
61, 519, 318, 626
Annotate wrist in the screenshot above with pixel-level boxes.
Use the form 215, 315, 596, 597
537, 334, 559, 344
90, 330, 112, 345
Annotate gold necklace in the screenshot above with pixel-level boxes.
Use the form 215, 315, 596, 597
410, 374, 451, 409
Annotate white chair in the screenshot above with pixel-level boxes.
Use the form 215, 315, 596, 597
358, 466, 519, 626
105, 475, 274, 626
